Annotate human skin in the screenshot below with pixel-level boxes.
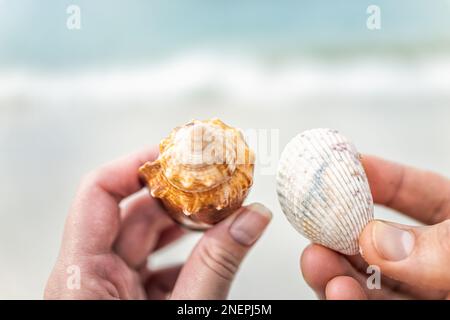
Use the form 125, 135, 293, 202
44, 147, 272, 299
301, 155, 450, 299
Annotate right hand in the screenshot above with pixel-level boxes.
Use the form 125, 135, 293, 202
300, 155, 450, 299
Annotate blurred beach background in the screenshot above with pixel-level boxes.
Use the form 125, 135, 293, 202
1, 0, 450, 299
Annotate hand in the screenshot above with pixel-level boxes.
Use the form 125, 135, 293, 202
44, 148, 272, 299
300, 155, 450, 299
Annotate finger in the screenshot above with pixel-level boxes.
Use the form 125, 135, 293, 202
347, 253, 448, 299
301, 244, 349, 299
325, 276, 367, 300
300, 244, 407, 299
362, 155, 450, 224
153, 223, 187, 252
63, 147, 159, 255
171, 203, 272, 300
114, 192, 185, 268
360, 219, 450, 290
145, 265, 183, 300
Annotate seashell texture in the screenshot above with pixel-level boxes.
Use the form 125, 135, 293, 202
277, 128, 374, 255
139, 118, 255, 230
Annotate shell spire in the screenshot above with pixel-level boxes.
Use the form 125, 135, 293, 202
139, 118, 254, 230
276, 128, 374, 255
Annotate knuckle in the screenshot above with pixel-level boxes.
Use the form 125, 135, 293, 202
78, 169, 109, 195
430, 193, 450, 224
436, 219, 450, 254
79, 170, 99, 188
101, 255, 135, 298
197, 238, 241, 281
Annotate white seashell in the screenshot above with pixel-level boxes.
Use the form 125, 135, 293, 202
277, 128, 374, 255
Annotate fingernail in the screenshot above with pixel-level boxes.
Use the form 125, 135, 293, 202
372, 221, 415, 261
229, 203, 272, 246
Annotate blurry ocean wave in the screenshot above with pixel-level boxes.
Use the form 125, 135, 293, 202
1, 52, 450, 109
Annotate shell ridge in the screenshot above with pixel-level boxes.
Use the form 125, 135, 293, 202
327, 132, 369, 231
279, 138, 349, 247
278, 136, 345, 246
326, 134, 371, 253
304, 135, 359, 248
319, 133, 365, 245
325, 132, 373, 240
318, 131, 370, 246
277, 137, 341, 246
302, 156, 350, 248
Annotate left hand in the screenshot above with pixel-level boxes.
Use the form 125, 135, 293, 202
45, 147, 272, 299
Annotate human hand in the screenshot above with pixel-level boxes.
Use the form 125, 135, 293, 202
44, 147, 271, 299
300, 155, 450, 299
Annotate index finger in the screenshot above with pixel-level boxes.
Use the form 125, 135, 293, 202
62, 146, 159, 255
362, 155, 450, 225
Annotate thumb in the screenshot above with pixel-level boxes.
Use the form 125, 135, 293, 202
359, 219, 450, 290
171, 203, 272, 299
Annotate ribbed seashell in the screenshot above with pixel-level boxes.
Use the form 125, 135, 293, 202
277, 128, 374, 255
139, 118, 255, 230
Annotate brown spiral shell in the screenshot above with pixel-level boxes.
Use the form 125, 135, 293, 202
139, 118, 255, 230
